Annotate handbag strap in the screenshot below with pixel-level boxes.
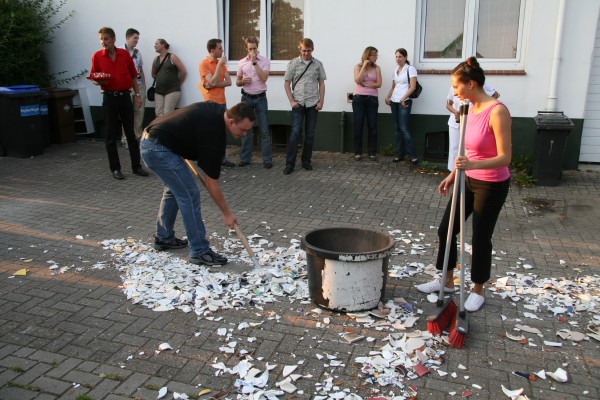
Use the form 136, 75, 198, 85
151, 53, 170, 88
292, 60, 314, 91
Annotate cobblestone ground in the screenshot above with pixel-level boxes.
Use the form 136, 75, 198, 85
1, 140, 599, 400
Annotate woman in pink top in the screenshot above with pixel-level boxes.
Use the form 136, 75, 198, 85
352, 46, 382, 161
416, 57, 512, 312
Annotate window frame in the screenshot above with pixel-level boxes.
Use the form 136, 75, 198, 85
222, 0, 305, 72
415, 0, 530, 70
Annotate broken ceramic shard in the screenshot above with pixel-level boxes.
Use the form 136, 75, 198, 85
547, 367, 568, 382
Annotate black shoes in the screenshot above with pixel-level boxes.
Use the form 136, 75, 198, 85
153, 236, 189, 251
112, 170, 124, 180
133, 167, 149, 176
222, 159, 235, 168
263, 162, 273, 169
238, 161, 250, 167
283, 167, 293, 175
302, 163, 313, 171
190, 248, 228, 266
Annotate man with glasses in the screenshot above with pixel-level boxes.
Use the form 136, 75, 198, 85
236, 37, 273, 169
283, 38, 327, 175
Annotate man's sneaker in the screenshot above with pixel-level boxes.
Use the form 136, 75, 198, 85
190, 248, 228, 266
153, 236, 188, 251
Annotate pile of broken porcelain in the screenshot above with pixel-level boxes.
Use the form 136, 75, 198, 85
94, 228, 599, 400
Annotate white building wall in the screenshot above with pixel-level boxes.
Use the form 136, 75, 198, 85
580, 7, 600, 162
45, 0, 599, 122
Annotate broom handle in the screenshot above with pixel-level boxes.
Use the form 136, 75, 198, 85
183, 159, 258, 260
437, 101, 469, 302
457, 101, 469, 315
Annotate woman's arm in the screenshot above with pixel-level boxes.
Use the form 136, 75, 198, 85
354, 63, 367, 85
171, 54, 187, 85
385, 80, 395, 105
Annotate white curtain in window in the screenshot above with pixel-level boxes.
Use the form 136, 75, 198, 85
477, 0, 521, 58
424, 0, 466, 59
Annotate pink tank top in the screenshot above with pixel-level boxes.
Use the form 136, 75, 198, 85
465, 102, 511, 182
354, 67, 378, 96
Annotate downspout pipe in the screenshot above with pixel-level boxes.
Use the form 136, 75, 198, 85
546, 0, 567, 111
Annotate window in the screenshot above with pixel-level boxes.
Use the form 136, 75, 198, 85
225, 0, 304, 62
417, 0, 528, 69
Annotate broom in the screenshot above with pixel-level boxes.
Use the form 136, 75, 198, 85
426, 105, 470, 334
426, 190, 458, 335
448, 101, 470, 349
183, 159, 263, 269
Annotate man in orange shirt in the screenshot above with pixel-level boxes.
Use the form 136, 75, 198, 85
199, 39, 235, 167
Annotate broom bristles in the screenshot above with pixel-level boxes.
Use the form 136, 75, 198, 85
448, 328, 465, 348
426, 298, 457, 335
448, 312, 469, 348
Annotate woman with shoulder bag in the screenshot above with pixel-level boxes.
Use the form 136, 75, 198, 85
152, 38, 187, 116
385, 48, 419, 166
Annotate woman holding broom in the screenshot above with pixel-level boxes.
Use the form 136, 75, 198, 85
416, 57, 512, 313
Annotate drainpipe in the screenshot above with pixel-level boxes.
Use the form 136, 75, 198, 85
546, 0, 566, 111
340, 111, 345, 153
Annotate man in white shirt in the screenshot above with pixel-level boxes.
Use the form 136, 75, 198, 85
121, 28, 146, 148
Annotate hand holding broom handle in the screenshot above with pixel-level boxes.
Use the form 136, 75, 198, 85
183, 159, 262, 269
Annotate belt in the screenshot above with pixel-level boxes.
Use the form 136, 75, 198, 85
103, 90, 130, 96
141, 130, 158, 142
241, 89, 266, 99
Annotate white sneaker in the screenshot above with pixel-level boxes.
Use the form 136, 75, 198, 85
415, 278, 457, 294
464, 292, 485, 312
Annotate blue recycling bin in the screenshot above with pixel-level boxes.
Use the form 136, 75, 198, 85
0, 85, 46, 157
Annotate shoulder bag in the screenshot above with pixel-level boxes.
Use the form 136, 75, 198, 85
407, 68, 423, 99
147, 53, 170, 101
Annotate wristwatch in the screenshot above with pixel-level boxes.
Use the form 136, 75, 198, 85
252, 61, 257, 66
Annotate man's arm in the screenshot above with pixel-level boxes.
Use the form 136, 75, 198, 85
208, 57, 228, 87
284, 80, 297, 108
316, 80, 325, 111
204, 175, 237, 228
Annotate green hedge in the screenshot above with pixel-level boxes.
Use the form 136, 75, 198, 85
0, 0, 73, 87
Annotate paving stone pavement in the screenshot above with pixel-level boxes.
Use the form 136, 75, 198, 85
1, 140, 599, 400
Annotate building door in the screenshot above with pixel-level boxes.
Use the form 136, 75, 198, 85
580, 10, 600, 163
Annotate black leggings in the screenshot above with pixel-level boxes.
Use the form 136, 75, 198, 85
436, 176, 510, 284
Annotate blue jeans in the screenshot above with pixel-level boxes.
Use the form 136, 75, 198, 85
239, 94, 272, 163
390, 100, 417, 160
352, 94, 378, 155
140, 138, 209, 258
286, 105, 318, 169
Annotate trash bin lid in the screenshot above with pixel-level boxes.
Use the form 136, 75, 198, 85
0, 85, 43, 97
534, 111, 574, 130
45, 87, 78, 98
0, 85, 41, 94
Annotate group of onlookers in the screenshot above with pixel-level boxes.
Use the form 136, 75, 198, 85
90, 27, 514, 314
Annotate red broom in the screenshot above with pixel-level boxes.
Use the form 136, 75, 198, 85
448, 101, 470, 349
426, 105, 470, 335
